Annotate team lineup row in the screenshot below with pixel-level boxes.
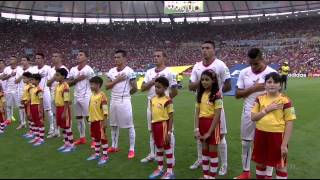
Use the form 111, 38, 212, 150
0, 41, 295, 179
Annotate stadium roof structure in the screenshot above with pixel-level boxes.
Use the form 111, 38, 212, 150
1, 1, 320, 23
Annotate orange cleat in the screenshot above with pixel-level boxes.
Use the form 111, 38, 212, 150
234, 171, 251, 179
107, 147, 120, 153
128, 150, 135, 159
74, 137, 87, 145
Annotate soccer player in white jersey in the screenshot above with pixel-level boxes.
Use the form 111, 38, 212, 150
106, 49, 137, 159
2, 56, 24, 129
46, 52, 69, 138
14, 56, 37, 130
33, 53, 55, 137
140, 50, 178, 163
189, 41, 231, 175
68, 50, 95, 145
234, 48, 276, 179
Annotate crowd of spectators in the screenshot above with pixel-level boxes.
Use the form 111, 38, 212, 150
0, 16, 319, 74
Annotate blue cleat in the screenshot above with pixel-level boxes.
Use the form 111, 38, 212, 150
86, 154, 100, 161
62, 145, 76, 153
98, 156, 109, 166
57, 144, 68, 151
149, 169, 164, 179
161, 172, 175, 179
33, 140, 45, 147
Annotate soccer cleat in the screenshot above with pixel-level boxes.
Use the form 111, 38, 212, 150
218, 164, 228, 176
57, 144, 69, 151
98, 156, 109, 165
23, 133, 35, 139
74, 137, 87, 145
91, 141, 96, 149
33, 139, 45, 147
128, 150, 135, 159
16, 124, 26, 130
28, 137, 39, 144
189, 159, 202, 170
47, 133, 59, 139
107, 147, 120, 153
233, 171, 251, 179
11, 116, 16, 122
86, 154, 100, 161
161, 172, 175, 179
62, 145, 76, 153
141, 154, 156, 163
149, 169, 164, 179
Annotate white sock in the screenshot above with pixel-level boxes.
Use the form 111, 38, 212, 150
197, 139, 203, 161
111, 126, 119, 148
170, 133, 176, 165
149, 133, 155, 157
6, 106, 13, 120
266, 166, 274, 177
77, 118, 86, 138
47, 110, 54, 132
19, 108, 26, 125
241, 140, 252, 171
218, 136, 228, 166
129, 127, 135, 151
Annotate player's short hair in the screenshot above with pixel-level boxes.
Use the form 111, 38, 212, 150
155, 50, 167, 58
36, 53, 45, 59
79, 50, 88, 57
31, 73, 42, 82
11, 55, 17, 59
203, 40, 216, 49
56, 68, 68, 79
248, 48, 263, 60
89, 76, 103, 88
265, 72, 281, 83
155, 76, 169, 88
22, 56, 31, 61
22, 72, 32, 78
115, 49, 127, 58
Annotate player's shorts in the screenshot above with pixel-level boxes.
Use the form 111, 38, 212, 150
109, 98, 134, 128
199, 117, 221, 145
152, 120, 171, 149
252, 129, 287, 168
43, 90, 52, 111
74, 98, 90, 117
90, 120, 108, 142
220, 108, 227, 135
5, 91, 21, 107
56, 106, 72, 129
30, 104, 44, 127
241, 109, 256, 141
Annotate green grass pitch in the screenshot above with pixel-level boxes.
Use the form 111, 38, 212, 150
0, 77, 319, 179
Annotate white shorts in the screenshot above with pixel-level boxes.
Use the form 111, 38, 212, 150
51, 93, 56, 114
74, 98, 90, 117
109, 98, 134, 128
220, 108, 227, 135
43, 90, 52, 111
6, 91, 21, 107
241, 110, 256, 141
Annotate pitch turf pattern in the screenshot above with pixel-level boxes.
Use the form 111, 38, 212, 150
0, 78, 319, 178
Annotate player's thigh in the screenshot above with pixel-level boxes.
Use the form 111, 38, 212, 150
241, 112, 255, 141
5, 92, 15, 107
43, 91, 52, 111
